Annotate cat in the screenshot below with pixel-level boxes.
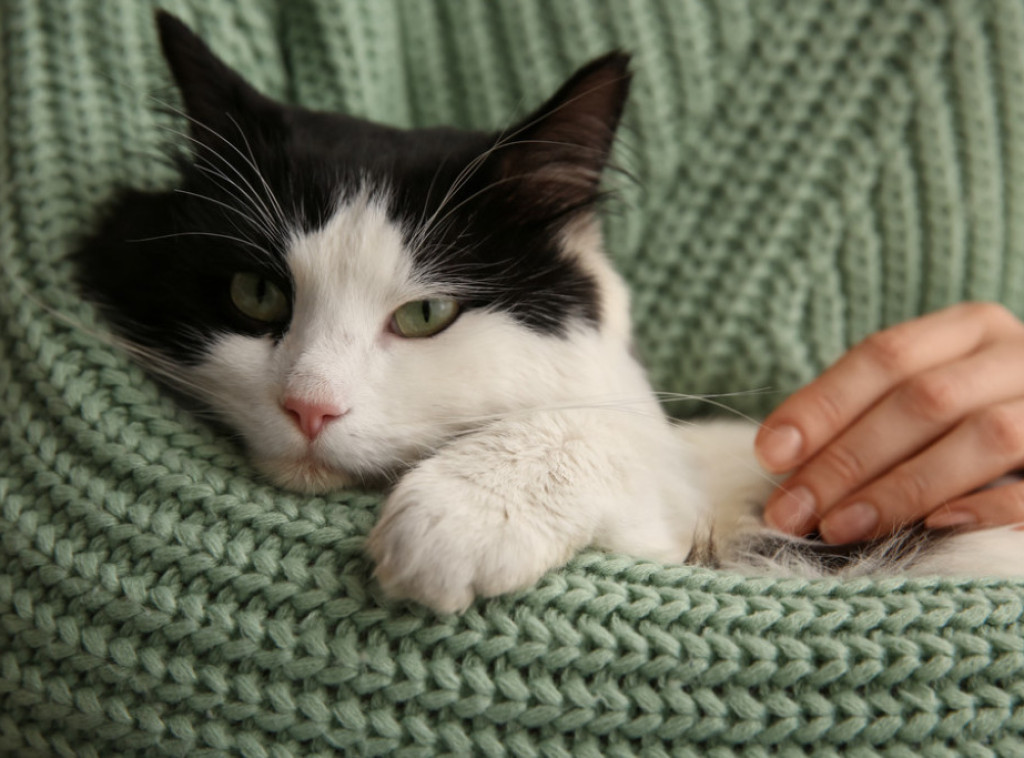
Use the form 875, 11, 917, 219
74, 12, 1024, 614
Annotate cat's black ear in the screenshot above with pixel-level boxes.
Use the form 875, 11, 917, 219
155, 11, 280, 152
496, 52, 631, 223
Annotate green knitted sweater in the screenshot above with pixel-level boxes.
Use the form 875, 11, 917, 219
3, 0, 1024, 755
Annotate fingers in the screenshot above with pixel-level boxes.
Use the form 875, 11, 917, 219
818, 398, 1024, 542
764, 338, 1024, 535
755, 302, 1023, 474
926, 479, 1024, 529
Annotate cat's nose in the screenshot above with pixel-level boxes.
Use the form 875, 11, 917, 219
282, 397, 346, 440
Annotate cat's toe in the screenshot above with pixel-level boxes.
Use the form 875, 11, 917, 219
365, 507, 480, 614
369, 550, 476, 615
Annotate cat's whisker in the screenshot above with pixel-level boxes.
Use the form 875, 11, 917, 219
415, 175, 537, 251
172, 188, 275, 243
411, 157, 460, 252
127, 230, 276, 256
412, 140, 505, 249
651, 389, 778, 429
226, 112, 289, 232
152, 100, 290, 236
156, 121, 286, 243
376, 389, 782, 496
652, 388, 776, 401
362, 385, 779, 442
168, 189, 290, 279
190, 159, 282, 243
372, 397, 673, 434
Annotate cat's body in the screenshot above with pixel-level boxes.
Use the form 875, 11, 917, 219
75, 13, 1024, 613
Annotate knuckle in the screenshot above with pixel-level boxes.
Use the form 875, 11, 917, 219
975, 406, 1024, 456
887, 467, 931, 514
899, 373, 960, 421
961, 301, 1015, 328
860, 329, 913, 377
817, 443, 865, 492
806, 388, 847, 431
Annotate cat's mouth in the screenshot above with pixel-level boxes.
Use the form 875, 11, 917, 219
257, 454, 360, 494
250, 431, 409, 494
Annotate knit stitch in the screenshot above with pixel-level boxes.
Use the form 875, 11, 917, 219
3, 0, 1024, 755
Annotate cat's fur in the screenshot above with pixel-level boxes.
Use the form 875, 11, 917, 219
74, 13, 1024, 613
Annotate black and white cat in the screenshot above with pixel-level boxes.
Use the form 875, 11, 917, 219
75, 13, 1024, 613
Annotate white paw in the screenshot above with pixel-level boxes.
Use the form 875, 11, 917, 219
366, 465, 579, 614
365, 425, 596, 613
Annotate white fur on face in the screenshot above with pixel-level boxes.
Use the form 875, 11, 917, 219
186, 189, 646, 493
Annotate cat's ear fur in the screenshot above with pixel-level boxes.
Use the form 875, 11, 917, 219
155, 11, 281, 154
497, 53, 631, 223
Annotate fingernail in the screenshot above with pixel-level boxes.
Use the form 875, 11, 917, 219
765, 486, 817, 534
926, 510, 978, 529
757, 424, 803, 472
821, 502, 879, 543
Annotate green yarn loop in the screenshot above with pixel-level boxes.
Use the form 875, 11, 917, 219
3, 1, 1024, 755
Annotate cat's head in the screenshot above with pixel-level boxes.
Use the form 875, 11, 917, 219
75, 12, 635, 492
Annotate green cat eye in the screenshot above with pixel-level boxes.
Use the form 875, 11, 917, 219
391, 298, 460, 338
230, 272, 289, 324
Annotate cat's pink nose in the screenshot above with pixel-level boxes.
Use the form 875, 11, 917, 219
283, 397, 345, 440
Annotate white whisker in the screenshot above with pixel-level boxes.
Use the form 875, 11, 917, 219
154, 119, 286, 245
172, 188, 271, 239
226, 112, 289, 230
128, 230, 274, 255
152, 97, 289, 233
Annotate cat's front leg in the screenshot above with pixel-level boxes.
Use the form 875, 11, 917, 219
366, 410, 699, 613
366, 413, 602, 613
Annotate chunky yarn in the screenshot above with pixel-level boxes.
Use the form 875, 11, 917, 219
2, 0, 1024, 754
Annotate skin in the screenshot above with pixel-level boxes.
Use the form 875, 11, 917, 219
755, 301, 1024, 544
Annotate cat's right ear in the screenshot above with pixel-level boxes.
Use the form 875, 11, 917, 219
494, 52, 631, 225
155, 12, 279, 153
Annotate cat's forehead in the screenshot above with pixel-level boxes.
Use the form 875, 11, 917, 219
249, 112, 493, 239
287, 189, 416, 301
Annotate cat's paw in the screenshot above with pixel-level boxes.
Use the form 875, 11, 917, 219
365, 424, 595, 613
366, 469, 576, 614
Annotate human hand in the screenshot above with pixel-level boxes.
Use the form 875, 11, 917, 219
754, 302, 1024, 543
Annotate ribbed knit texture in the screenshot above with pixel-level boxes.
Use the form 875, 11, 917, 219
4, 1, 1024, 755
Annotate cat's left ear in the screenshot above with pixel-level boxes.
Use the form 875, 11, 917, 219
496, 52, 631, 223
155, 11, 281, 154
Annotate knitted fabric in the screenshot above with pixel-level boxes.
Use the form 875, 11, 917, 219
3, 0, 1024, 755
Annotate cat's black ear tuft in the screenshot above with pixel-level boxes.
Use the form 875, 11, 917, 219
155, 11, 278, 152
497, 52, 631, 223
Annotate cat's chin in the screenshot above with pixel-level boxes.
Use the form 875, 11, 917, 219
256, 456, 364, 494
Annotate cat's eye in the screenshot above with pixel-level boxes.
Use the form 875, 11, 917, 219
230, 272, 289, 324
391, 298, 460, 338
